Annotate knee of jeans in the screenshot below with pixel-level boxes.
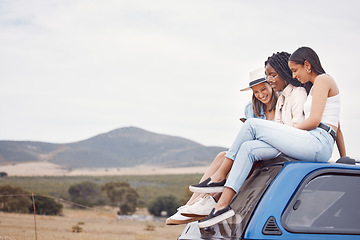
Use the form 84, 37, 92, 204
241, 140, 278, 162
244, 118, 255, 127
241, 141, 257, 151
246, 117, 263, 125
243, 118, 259, 136
239, 142, 257, 162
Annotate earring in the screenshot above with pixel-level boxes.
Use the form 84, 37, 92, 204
307, 69, 311, 74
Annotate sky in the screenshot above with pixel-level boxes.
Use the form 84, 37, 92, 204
1, 0, 360, 160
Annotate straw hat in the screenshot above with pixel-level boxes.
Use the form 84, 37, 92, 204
240, 67, 266, 91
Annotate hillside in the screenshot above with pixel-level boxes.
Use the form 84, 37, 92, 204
0, 127, 227, 168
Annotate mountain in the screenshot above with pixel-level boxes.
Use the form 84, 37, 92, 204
0, 127, 227, 168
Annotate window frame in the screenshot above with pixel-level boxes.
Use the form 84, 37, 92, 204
281, 168, 360, 235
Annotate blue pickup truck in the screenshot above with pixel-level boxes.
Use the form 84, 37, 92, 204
178, 155, 360, 239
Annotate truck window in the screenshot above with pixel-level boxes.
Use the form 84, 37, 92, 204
282, 171, 360, 234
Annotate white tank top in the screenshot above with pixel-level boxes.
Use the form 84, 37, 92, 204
304, 92, 340, 126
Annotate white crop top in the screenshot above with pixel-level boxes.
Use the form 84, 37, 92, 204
303, 92, 340, 126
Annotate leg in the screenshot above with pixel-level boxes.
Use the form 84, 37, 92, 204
210, 157, 234, 182
198, 140, 280, 228
189, 120, 287, 193
227, 118, 327, 161
199, 151, 227, 182
191, 119, 288, 194
200, 120, 269, 184
189, 156, 234, 193
187, 152, 226, 205
167, 152, 227, 225
215, 187, 235, 210
225, 140, 280, 194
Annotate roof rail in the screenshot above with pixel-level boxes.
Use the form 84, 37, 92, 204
336, 156, 356, 165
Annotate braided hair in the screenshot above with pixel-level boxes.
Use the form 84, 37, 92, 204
265, 52, 312, 94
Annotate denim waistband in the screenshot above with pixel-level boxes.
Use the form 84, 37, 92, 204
317, 123, 336, 142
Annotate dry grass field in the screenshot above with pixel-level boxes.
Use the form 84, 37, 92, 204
0, 162, 207, 177
0, 207, 185, 240
0, 162, 205, 239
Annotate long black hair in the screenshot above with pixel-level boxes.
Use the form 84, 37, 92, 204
265, 51, 312, 94
289, 46, 326, 75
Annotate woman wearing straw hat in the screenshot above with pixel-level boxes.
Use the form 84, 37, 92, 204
241, 67, 278, 120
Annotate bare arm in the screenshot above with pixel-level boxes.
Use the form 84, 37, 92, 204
336, 122, 346, 157
295, 75, 330, 130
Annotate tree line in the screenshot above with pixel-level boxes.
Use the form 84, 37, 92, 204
0, 181, 184, 217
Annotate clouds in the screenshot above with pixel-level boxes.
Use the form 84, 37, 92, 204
0, 0, 360, 160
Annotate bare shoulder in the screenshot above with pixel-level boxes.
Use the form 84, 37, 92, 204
315, 74, 335, 83
314, 74, 339, 96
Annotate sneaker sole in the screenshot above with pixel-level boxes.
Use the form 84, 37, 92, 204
198, 209, 235, 228
181, 212, 208, 217
189, 185, 224, 193
166, 216, 204, 225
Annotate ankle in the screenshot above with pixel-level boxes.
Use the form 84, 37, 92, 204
210, 175, 225, 183
214, 204, 228, 211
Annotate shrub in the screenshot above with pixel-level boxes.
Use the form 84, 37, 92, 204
29, 195, 63, 215
147, 195, 180, 217
72, 224, 83, 233
102, 181, 139, 215
68, 181, 101, 207
0, 185, 31, 213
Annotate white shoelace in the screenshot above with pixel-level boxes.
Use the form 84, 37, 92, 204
195, 195, 211, 206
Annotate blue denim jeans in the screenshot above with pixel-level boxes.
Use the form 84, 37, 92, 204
225, 118, 335, 193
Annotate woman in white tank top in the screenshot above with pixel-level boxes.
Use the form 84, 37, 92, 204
194, 47, 346, 229
289, 48, 345, 157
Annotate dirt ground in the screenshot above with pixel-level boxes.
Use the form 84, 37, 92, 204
0, 207, 185, 240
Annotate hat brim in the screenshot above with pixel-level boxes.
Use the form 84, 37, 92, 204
240, 78, 267, 91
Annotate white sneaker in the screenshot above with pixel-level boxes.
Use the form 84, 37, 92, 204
182, 195, 216, 217
166, 205, 204, 225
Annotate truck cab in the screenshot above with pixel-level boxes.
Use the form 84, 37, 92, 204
178, 155, 360, 239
